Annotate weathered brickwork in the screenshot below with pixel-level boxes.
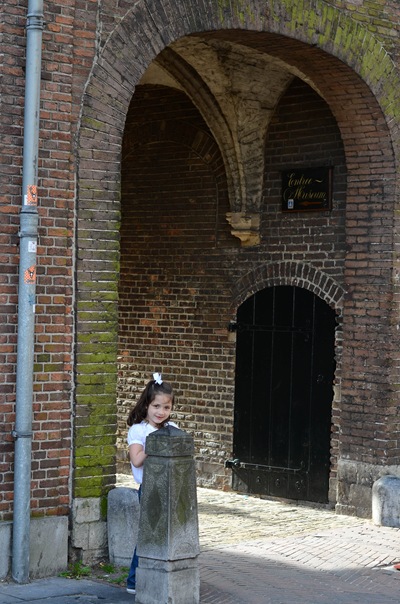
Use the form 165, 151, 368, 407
76, 0, 400, 516
1, 0, 79, 520
1, 1, 24, 520
117, 85, 234, 486
116, 80, 347, 490
1, 0, 400, 572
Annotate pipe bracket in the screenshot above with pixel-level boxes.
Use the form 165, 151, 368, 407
26, 14, 45, 30
11, 430, 33, 440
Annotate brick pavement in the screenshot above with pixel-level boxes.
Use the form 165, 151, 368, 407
197, 488, 400, 603
1, 483, 399, 603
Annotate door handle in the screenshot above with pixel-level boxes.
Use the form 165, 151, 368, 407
225, 458, 241, 469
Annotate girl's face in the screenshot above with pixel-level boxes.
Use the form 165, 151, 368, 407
146, 393, 173, 428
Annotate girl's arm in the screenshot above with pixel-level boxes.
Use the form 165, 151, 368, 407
129, 443, 147, 468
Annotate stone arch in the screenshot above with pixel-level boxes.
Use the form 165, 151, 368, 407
231, 262, 346, 313
73, 0, 400, 498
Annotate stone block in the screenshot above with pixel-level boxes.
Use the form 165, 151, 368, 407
71, 522, 89, 550
72, 497, 102, 524
29, 517, 68, 578
0, 518, 68, 580
372, 475, 400, 527
0, 522, 12, 580
88, 521, 108, 550
136, 558, 200, 604
349, 483, 372, 518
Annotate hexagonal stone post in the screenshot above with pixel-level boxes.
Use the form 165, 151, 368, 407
136, 426, 200, 604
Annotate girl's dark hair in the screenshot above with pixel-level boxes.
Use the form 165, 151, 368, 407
127, 378, 174, 427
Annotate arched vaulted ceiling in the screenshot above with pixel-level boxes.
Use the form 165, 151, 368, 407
136, 30, 394, 244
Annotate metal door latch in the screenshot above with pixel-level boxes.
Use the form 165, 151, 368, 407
225, 458, 241, 469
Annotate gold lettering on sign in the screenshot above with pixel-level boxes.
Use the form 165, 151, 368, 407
282, 168, 332, 212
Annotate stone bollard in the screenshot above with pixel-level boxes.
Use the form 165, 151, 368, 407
107, 487, 140, 566
372, 475, 400, 527
135, 426, 200, 604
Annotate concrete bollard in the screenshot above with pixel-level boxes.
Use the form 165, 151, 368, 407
136, 426, 200, 604
372, 475, 400, 527
107, 487, 140, 566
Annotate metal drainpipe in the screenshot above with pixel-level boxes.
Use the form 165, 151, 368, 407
12, 0, 44, 584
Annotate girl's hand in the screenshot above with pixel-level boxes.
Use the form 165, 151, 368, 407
129, 443, 147, 468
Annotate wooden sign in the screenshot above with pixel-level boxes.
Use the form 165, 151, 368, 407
282, 167, 332, 212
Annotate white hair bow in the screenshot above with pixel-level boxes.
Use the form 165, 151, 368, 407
153, 372, 163, 385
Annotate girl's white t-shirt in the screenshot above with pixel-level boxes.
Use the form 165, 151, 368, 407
127, 420, 178, 484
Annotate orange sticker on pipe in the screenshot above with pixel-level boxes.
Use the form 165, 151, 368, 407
25, 185, 37, 206
24, 266, 36, 284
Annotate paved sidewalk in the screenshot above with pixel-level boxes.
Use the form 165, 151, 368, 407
0, 576, 133, 603
1, 487, 400, 603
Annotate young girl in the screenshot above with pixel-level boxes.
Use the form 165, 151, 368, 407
126, 372, 178, 595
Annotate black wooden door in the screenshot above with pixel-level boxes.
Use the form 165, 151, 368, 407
230, 286, 336, 503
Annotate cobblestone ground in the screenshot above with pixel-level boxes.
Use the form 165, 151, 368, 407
197, 488, 364, 547
196, 487, 400, 604
117, 475, 400, 603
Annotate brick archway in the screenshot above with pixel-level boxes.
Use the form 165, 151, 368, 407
231, 262, 345, 313
73, 0, 400, 501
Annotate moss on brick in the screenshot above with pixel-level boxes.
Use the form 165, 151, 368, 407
77, 364, 117, 377
100, 496, 108, 520
81, 116, 107, 130
43, 363, 63, 373
77, 333, 118, 345
74, 464, 116, 498
75, 394, 117, 405
73, 312, 118, 500
76, 431, 116, 441
217, 0, 254, 24
74, 453, 114, 468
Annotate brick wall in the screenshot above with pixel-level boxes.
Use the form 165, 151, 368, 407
2, 0, 400, 527
117, 85, 234, 486
67, 0, 400, 515
1, 1, 25, 520
0, 0, 97, 519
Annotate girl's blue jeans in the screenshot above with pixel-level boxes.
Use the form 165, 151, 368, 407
127, 486, 141, 589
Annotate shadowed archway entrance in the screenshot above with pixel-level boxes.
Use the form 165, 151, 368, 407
73, 0, 400, 520
230, 286, 336, 503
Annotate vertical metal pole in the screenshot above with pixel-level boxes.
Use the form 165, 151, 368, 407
12, 0, 44, 584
